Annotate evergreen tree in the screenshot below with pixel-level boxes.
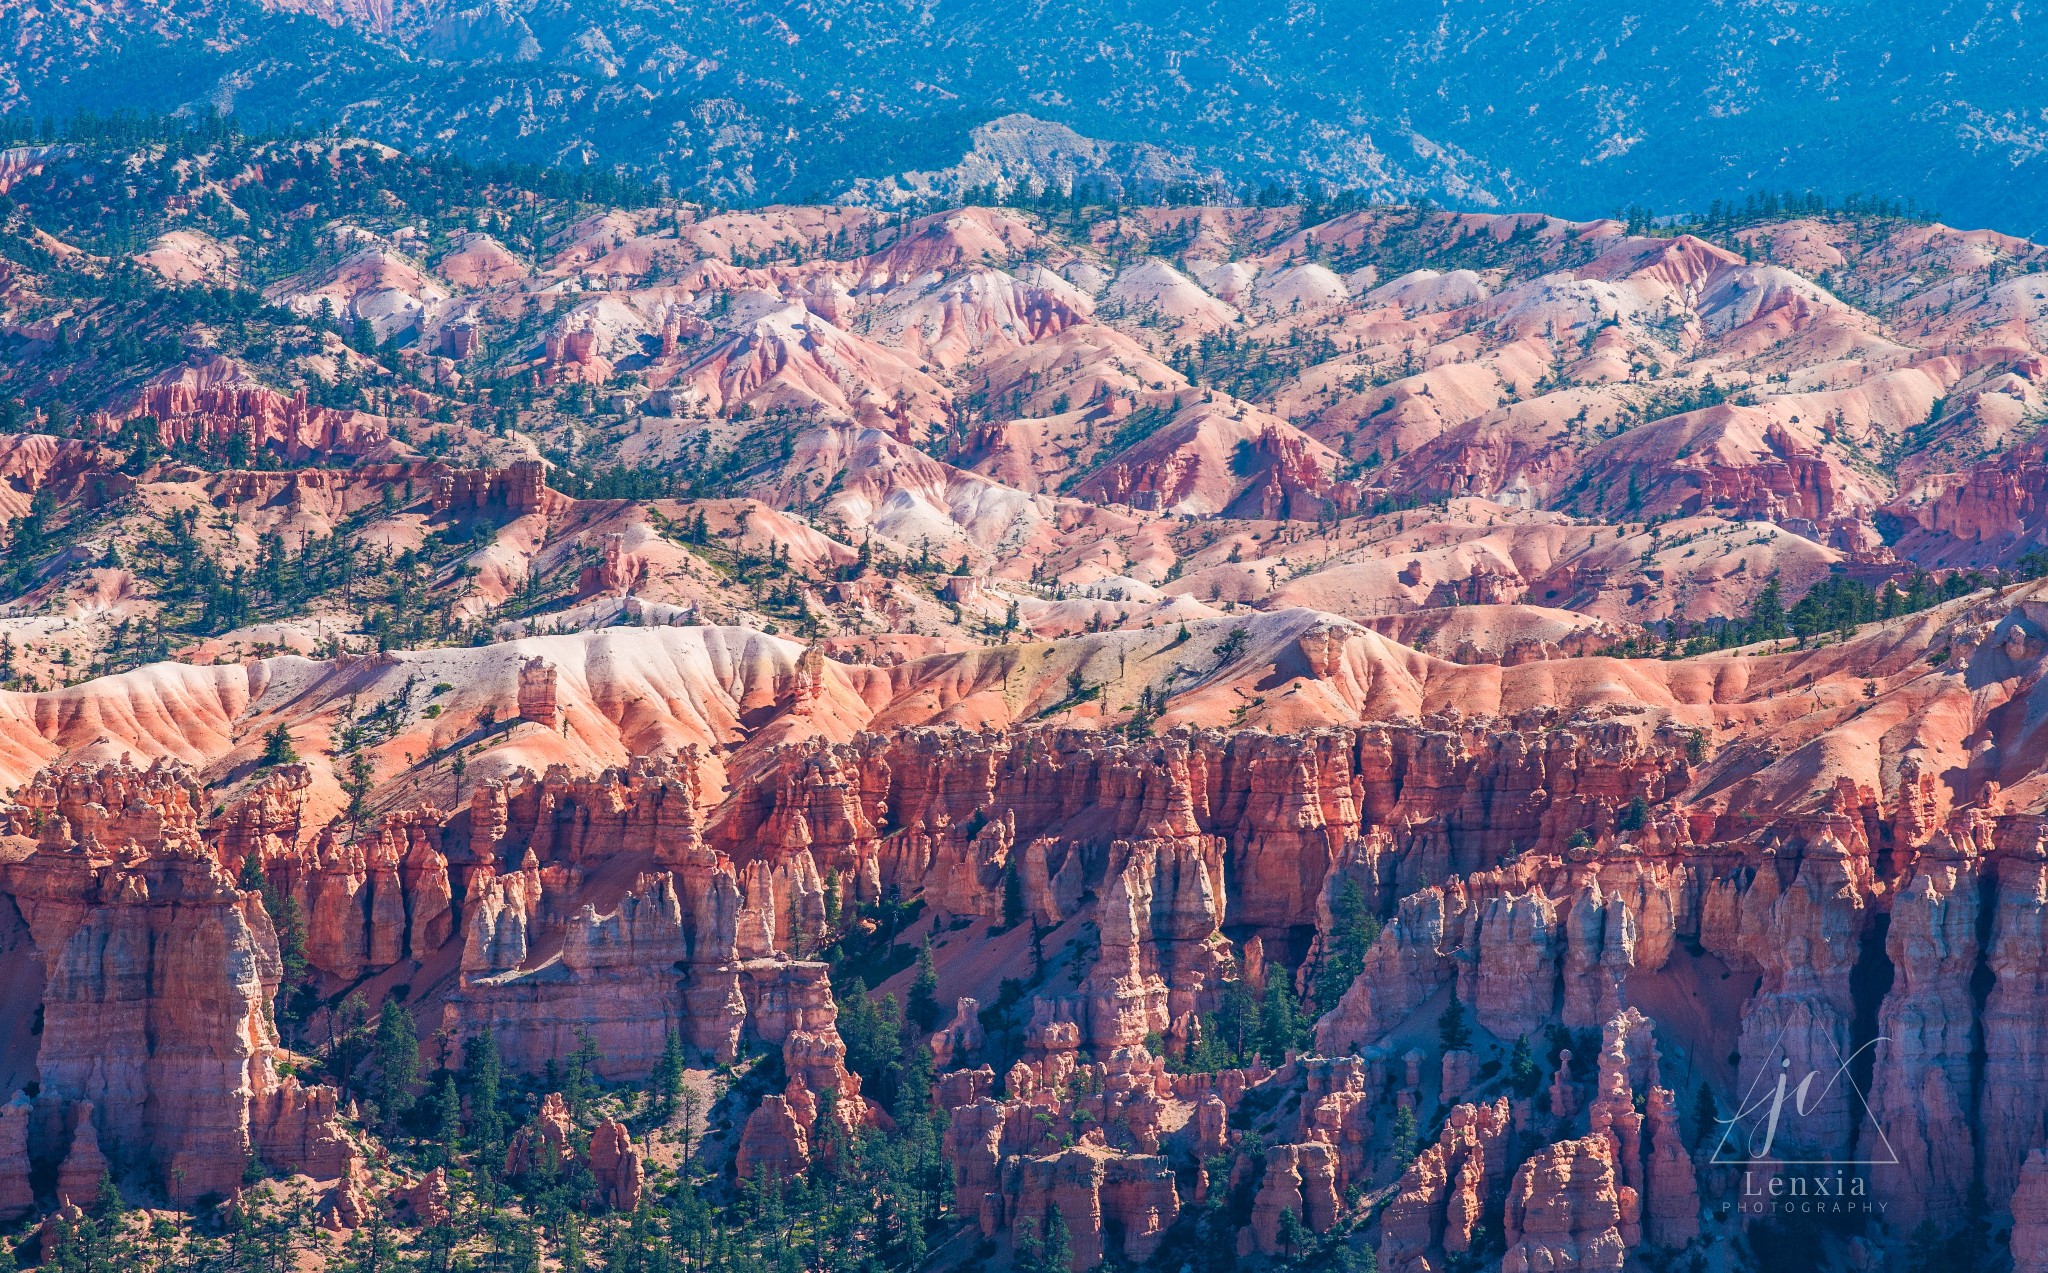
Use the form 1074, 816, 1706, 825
258, 722, 299, 766
426, 1072, 461, 1165
1313, 877, 1380, 1011
555, 1212, 588, 1273
1018, 1204, 1073, 1273
1508, 1034, 1540, 1096
1615, 794, 1650, 832
907, 940, 943, 1031
337, 1211, 402, 1273
1002, 859, 1026, 931
895, 1010, 936, 1115
1275, 1207, 1310, 1261
1391, 1105, 1418, 1171
47, 1175, 129, 1273
1746, 577, 1786, 642
1692, 1082, 1720, 1150
1260, 972, 1303, 1064
463, 1027, 510, 1152
1212, 978, 1260, 1067
1437, 993, 1472, 1052
563, 1030, 604, 1119
833, 975, 889, 1069
1040, 1203, 1073, 1273
373, 1000, 420, 1132
653, 1028, 686, 1115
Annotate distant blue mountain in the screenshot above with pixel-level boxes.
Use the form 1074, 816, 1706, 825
4, 0, 2042, 232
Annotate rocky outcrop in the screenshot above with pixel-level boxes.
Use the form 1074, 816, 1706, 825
1315, 887, 1453, 1055
54, 1108, 109, 1209
589, 1118, 644, 1211
293, 808, 451, 980
445, 758, 752, 1074
1462, 888, 1561, 1039
2013, 1148, 2048, 1273
517, 657, 561, 728
0, 1097, 32, 1223
0, 761, 355, 1206
1082, 834, 1230, 1049
735, 1093, 811, 1181
505, 1092, 575, 1177
1377, 1099, 1513, 1273
434, 459, 551, 517
109, 356, 392, 462
1890, 434, 2048, 566
1248, 1142, 1338, 1254
0, 683, 2026, 1265
1983, 824, 2048, 1208
713, 719, 1691, 935
1706, 832, 1875, 1161
943, 1098, 1008, 1230
1501, 1135, 1635, 1273
1868, 826, 1981, 1228
394, 1168, 451, 1224
930, 996, 985, 1070
1007, 1144, 1179, 1269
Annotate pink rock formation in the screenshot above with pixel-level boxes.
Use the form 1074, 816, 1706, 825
55, 1108, 109, 1209
589, 1119, 644, 1211
1007, 1145, 1179, 1270
1868, 827, 1981, 1228
504, 1093, 575, 1177
107, 356, 392, 462
2013, 1148, 2048, 1273
395, 1167, 451, 1224
2, 762, 354, 1205
1981, 824, 2048, 1207
735, 1094, 811, 1181
0, 1098, 31, 1222
1642, 1086, 1700, 1247
517, 657, 561, 728
1249, 1143, 1339, 1253
1377, 1099, 1512, 1273
1501, 1135, 1635, 1273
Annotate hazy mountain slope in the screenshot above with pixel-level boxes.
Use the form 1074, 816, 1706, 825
1, 0, 2042, 229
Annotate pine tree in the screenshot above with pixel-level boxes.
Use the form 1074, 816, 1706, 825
1391, 1105, 1418, 1171
273, 894, 309, 1021
338, 1210, 402, 1273
555, 1213, 588, 1273
1615, 794, 1650, 832
1001, 859, 1026, 930
896, 1010, 936, 1114
1437, 992, 1472, 1051
653, 1028, 686, 1116
1275, 1207, 1310, 1261
1213, 979, 1260, 1067
1692, 1081, 1720, 1150
427, 1072, 461, 1165
1018, 1203, 1073, 1273
238, 849, 266, 894
677, 1084, 704, 1166
1747, 577, 1787, 642
908, 940, 942, 1031
373, 1000, 420, 1133
1313, 877, 1379, 1011
463, 1028, 509, 1152
1260, 973, 1302, 1064
563, 1030, 603, 1118
1508, 1034, 1540, 1096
